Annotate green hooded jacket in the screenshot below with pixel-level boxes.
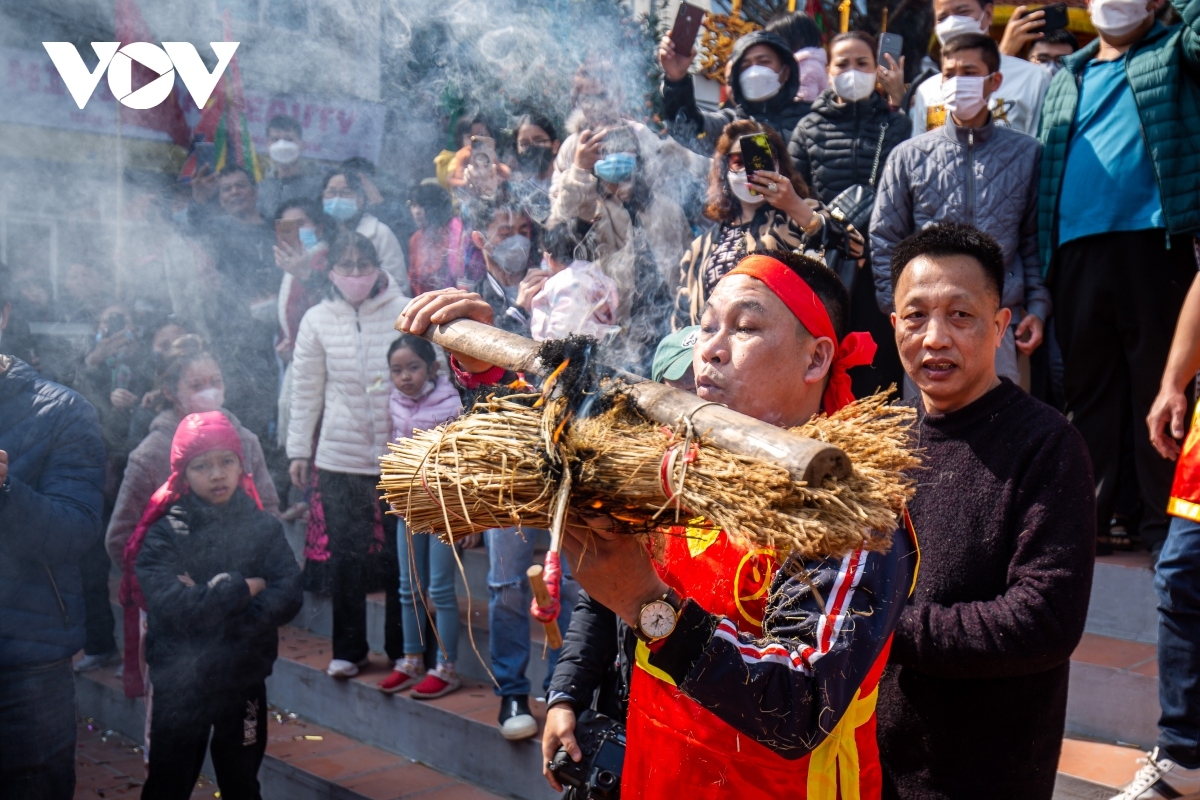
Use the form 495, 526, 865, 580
1037, 0, 1200, 272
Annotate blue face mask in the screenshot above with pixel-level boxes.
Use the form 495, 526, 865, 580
298, 227, 319, 251
323, 197, 358, 222
594, 153, 637, 184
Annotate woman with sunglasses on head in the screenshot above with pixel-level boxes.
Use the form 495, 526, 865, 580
674, 119, 862, 329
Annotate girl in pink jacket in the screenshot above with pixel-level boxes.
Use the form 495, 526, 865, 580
376, 335, 465, 698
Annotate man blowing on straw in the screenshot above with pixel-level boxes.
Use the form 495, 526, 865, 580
399, 250, 918, 799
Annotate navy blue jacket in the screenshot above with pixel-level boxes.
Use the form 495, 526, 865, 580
0, 356, 105, 667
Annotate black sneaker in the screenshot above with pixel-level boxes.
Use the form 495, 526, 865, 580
498, 694, 537, 741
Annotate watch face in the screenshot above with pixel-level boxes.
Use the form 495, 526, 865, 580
639, 600, 677, 639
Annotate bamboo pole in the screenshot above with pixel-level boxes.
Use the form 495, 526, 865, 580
409, 319, 852, 485
527, 565, 563, 649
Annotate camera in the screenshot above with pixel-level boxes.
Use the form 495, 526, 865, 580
549, 710, 626, 800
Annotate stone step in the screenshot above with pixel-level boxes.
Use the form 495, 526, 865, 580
1086, 552, 1157, 645
1066, 632, 1159, 749
73, 660, 504, 800
1053, 738, 1146, 799
267, 625, 559, 800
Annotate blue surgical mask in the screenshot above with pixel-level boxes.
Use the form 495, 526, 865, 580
594, 153, 637, 184
298, 227, 319, 251
323, 197, 358, 222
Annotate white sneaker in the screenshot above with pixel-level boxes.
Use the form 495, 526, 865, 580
326, 658, 368, 679
1110, 748, 1200, 800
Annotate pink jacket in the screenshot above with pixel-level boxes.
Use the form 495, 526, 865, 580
389, 373, 462, 441
795, 47, 829, 104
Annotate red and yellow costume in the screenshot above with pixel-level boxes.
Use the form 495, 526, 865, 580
1169, 402, 1200, 522
622, 256, 915, 800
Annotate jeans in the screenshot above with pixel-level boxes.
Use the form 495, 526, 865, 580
318, 470, 402, 663
486, 527, 578, 697
0, 658, 77, 800
398, 520, 460, 664
1156, 515, 1200, 768
142, 680, 268, 800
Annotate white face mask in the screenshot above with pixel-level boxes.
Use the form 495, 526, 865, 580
935, 13, 987, 45
268, 139, 301, 165
185, 387, 225, 415
727, 170, 765, 206
739, 65, 783, 103
1089, 0, 1152, 37
941, 75, 991, 121
832, 69, 878, 102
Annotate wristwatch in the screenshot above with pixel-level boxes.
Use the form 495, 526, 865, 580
633, 587, 684, 644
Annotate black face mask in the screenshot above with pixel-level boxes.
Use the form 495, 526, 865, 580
516, 145, 554, 174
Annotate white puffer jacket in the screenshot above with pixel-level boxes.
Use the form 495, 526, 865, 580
287, 274, 410, 475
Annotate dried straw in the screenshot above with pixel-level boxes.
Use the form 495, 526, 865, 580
378, 387, 919, 559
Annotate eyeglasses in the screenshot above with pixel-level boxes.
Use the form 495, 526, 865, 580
518, 137, 553, 148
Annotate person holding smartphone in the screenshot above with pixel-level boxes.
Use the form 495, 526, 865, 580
909, 0, 1051, 135
674, 120, 862, 329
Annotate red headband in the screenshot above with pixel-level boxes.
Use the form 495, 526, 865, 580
726, 255, 876, 414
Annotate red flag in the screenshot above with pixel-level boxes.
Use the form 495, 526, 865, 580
114, 0, 191, 147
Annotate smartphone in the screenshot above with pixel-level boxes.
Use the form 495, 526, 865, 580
193, 141, 216, 174
470, 136, 497, 169
669, 2, 706, 56
1040, 2, 1069, 32
877, 32, 904, 69
275, 218, 301, 250
738, 133, 774, 183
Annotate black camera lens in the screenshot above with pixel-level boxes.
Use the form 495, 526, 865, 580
596, 770, 618, 789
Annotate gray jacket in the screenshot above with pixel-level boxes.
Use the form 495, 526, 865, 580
870, 115, 1051, 321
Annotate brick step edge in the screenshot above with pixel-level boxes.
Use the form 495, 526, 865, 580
73, 665, 505, 800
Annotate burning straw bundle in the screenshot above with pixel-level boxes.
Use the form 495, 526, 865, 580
379, 380, 919, 559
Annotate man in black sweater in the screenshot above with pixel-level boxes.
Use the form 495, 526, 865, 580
878, 223, 1096, 799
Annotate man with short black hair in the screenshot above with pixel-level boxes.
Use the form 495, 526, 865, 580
257, 114, 323, 219
400, 249, 915, 798
872, 33, 1049, 391
0, 260, 106, 799
1028, 28, 1080, 76
877, 223, 1095, 799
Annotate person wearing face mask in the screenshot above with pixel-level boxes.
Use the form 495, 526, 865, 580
551, 59, 710, 211
909, 0, 1051, 136
789, 32, 913, 396
1037, 0, 1200, 573
675, 120, 861, 330
551, 125, 690, 317
658, 29, 812, 151
765, 10, 829, 103
255, 115, 323, 221
462, 190, 541, 339
106, 334, 279, 708
321, 170, 410, 296
287, 232, 411, 681
509, 113, 561, 226
873, 33, 1050, 394
272, 198, 331, 450
1027, 27, 1079, 77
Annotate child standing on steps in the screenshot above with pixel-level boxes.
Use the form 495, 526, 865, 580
377, 335, 465, 699
134, 411, 303, 799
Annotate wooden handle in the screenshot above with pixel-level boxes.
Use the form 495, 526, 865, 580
413, 318, 851, 484
527, 565, 563, 649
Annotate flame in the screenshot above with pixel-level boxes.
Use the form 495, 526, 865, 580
534, 358, 570, 409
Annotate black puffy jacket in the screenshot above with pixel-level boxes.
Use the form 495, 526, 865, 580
787, 89, 912, 205
662, 31, 811, 153
137, 489, 303, 692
